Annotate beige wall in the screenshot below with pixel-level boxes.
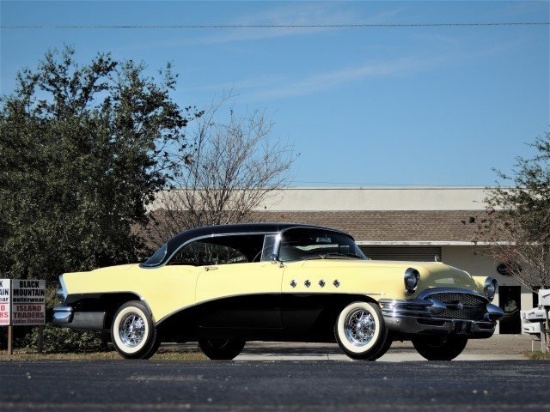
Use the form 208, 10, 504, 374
153, 187, 492, 212
259, 187, 490, 211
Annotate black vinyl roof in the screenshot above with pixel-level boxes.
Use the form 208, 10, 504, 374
167, 222, 339, 250
142, 222, 355, 268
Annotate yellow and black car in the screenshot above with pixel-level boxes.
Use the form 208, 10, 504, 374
53, 223, 503, 361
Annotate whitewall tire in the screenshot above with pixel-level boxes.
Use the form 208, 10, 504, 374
335, 301, 389, 360
111, 300, 159, 359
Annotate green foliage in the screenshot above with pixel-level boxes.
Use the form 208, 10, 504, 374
483, 132, 550, 289
0, 46, 202, 281
18, 325, 107, 353
523, 350, 550, 360
488, 133, 550, 241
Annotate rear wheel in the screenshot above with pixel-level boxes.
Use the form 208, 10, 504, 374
199, 338, 246, 360
412, 336, 468, 361
335, 301, 389, 360
111, 301, 159, 359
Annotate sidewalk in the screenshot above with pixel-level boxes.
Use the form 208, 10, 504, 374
235, 334, 537, 362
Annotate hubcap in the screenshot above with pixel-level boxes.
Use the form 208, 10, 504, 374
119, 313, 145, 348
344, 308, 375, 347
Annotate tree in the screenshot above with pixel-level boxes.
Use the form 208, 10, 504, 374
477, 132, 550, 290
144, 93, 295, 247
0, 47, 201, 281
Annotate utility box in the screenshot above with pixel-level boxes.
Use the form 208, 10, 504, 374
521, 309, 546, 336
521, 289, 550, 353
523, 307, 548, 322
522, 320, 542, 335
538, 289, 550, 307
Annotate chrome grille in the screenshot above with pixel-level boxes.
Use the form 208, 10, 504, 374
425, 292, 487, 321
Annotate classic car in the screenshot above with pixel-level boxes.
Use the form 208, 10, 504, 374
53, 223, 504, 361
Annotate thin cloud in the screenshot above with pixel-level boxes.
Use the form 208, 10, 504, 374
235, 38, 525, 103
243, 57, 433, 102
175, 3, 407, 46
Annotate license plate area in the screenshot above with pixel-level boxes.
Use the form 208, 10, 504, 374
454, 320, 472, 335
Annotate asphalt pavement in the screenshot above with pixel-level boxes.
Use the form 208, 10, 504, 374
233, 334, 539, 362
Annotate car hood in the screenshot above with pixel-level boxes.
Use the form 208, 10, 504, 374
289, 259, 478, 291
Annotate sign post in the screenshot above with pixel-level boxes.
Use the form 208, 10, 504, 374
11, 280, 46, 326
1, 279, 46, 356
0, 279, 10, 326
0, 279, 11, 355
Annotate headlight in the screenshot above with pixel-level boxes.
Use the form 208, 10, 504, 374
404, 268, 420, 293
484, 277, 497, 301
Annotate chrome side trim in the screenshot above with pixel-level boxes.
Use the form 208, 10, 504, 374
52, 306, 73, 324
52, 306, 106, 331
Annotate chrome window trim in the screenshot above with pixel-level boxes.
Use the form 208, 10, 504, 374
161, 230, 280, 268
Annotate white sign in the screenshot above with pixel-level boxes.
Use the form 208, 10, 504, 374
0, 279, 10, 326
11, 280, 46, 326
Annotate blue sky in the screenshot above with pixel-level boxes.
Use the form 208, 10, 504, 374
1, 1, 549, 187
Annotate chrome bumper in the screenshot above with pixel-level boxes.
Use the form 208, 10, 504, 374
52, 305, 73, 324
52, 305, 106, 331
379, 294, 504, 339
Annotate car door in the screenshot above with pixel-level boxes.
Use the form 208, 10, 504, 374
196, 262, 283, 329
192, 235, 284, 330
281, 261, 331, 335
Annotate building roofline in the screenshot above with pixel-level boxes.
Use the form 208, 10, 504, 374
356, 240, 511, 246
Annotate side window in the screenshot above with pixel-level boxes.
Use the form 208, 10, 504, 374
168, 234, 266, 266
170, 241, 247, 266
260, 235, 278, 262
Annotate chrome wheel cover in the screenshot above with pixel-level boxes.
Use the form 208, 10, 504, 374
119, 313, 146, 348
344, 308, 375, 347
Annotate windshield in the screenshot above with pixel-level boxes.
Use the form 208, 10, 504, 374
141, 244, 167, 267
277, 228, 367, 262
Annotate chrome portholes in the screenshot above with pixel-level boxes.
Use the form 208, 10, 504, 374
288, 279, 340, 288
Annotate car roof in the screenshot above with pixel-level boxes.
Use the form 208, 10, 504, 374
167, 222, 339, 250
142, 223, 356, 268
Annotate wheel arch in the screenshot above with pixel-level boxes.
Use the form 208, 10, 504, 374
96, 293, 151, 329
309, 293, 383, 336
324, 293, 381, 314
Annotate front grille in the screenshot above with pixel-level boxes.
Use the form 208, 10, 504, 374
425, 292, 487, 321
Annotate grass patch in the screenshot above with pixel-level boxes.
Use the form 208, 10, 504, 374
1, 344, 208, 362
523, 351, 550, 360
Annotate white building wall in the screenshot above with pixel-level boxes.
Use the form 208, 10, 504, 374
259, 187, 490, 211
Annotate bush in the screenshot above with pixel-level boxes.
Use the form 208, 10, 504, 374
18, 324, 109, 353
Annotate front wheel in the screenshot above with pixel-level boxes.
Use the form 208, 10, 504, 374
412, 336, 468, 361
199, 338, 246, 360
335, 301, 389, 360
111, 301, 159, 359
